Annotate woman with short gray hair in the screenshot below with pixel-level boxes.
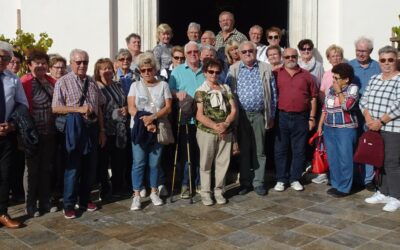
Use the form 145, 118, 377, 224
362, 45, 400, 212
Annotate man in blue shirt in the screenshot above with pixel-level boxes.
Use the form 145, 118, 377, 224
0, 41, 28, 228
169, 41, 205, 198
349, 36, 381, 191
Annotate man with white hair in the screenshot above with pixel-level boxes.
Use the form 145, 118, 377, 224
349, 36, 381, 191
0, 41, 28, 228
187, 22, 201, 43
52, 49, 106, 219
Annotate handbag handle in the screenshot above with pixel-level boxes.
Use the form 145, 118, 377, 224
308, 131, 320, 145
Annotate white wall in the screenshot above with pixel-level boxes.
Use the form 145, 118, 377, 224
0, 0, 21, 38
318, 0, 399, 69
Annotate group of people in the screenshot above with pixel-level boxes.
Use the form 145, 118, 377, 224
0, 10, 399, 229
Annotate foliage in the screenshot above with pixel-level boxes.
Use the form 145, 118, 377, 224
392, 14, 400, 37
0, 29, 53, 75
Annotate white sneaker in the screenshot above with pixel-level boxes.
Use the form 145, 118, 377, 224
150, 192, 163, 206
365, 191, 391, 204
214, 192, 226, 205
382, 197, 400, 212
312, 174, 328, 184
200, 193, 214, 206
290, 181, 304, 191
274, 182, 285, 192
139, 188, 146, 198
158, 185, 168, 197
130, 196, 141, 211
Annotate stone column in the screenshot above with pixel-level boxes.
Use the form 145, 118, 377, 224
131, 0, 158, 52
288, 0, 318, 48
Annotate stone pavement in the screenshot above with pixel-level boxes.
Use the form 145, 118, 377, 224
1, 173, 400, 249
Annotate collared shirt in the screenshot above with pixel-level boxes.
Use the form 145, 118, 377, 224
320, 70, 333, 95
323, 83, 359, 128
349, 58, 381, 95
52, 71, 105, 114
116, 68, 138, 96
153, 43, 172, 70
236, 61, 264, 112
275, 67, 318, 113
0, 70, 28, 121
215, 28, 248, 50
360, 73, 400, 133
168, 62, 205, 97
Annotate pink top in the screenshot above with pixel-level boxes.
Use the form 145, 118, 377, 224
320, 70, 333, 95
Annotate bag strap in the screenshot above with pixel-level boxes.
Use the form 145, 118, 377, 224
35, 78, 53, 102
78, 78, 89, 107
140, 80, 157, 114
101, 82, 124, 108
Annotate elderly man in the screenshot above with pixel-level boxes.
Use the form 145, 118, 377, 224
125, 33, 142, 70
52, 49, 106, 219
0, 41, 28, 228
349, 36, 381, 191
201, 30, 216, 46
187, 22, 201, 43
274, 48, 318, 192
249, 25, 267, 62
200, 45, 217, 62
169, 41, 205, 198
215, 11, 247, 51
226, 41, 276, 196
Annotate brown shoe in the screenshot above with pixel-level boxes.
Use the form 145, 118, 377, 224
0, 214, 21, 229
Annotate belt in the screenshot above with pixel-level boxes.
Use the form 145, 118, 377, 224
279, 110, 308, 115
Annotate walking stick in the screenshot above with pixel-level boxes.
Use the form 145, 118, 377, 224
185, 123, 193, 204
170, 109, 182, 203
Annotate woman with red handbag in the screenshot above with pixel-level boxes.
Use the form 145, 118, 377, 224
317, 63, 359, 197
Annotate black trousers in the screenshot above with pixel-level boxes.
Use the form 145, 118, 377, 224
0, 135, 15, 214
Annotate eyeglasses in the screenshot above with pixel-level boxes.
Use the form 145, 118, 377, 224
268, 35, 279, 40
9, 60, 21, 65
300, 47, 313, 52
333, 76, 342, 81
207, 70, 221, 75
52, 66, 65, 70
241, 49, 254, 55
283, 55, 298, 59
173, 56, 185, 61
140, 68, 153, 73
74, 60, 89, 66
356, 49, 369, 54
118, 57, 131, 62
379, 58, 395, 63
186, 50, 199, 55
0, 55, 12, 61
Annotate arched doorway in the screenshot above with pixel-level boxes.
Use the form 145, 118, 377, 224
159, 0, 289, 47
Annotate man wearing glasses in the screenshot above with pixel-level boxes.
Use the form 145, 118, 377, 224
52, 49, 106, 219
226, 41, 277, 196
273, 48, 318, 193
0, 41, 28, 228
349, 36, 381, 192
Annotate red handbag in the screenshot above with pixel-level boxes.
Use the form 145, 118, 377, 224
308, 132, 329, 174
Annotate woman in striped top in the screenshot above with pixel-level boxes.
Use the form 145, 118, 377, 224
317, 63, 359, 198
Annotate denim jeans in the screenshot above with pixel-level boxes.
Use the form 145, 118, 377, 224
274, 111, 308, 184
324, 126, 356, 193
63, 128, 98, 210
131, 142, 163, 191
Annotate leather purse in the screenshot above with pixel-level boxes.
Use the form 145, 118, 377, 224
308, 132, 329, 174
353, 130, 384, 168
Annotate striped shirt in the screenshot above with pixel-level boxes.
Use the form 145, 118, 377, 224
52, 71, 105, 114
360, 73, 400, 133
323, 83, 359, 128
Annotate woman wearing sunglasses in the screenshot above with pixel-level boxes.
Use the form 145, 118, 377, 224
297, 39, 324, 89
362, 46, 400, 212
127, 52, 172, 210
194, 58, 237, 206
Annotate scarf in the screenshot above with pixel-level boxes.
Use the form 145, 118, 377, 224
197, 81, 227, 112
298, 56, 317, 72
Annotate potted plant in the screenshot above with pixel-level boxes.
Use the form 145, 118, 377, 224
391, 14, 400, 50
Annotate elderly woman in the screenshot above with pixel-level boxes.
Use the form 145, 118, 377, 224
362, 46, 400, 212
49, 54, 67, 80
94, 58, 128, 199
127, 52, 172, 210
115, 48, 140, 96
195, 58, 237, 205
317, 63, 359, 198
224, 40, 240, 65
21, 51, 57, 217
160, 45, 185, 80
312, 44, 344, 185
266, 45, 283, 70
297, 39, 324, 88
153, 23, 173, 72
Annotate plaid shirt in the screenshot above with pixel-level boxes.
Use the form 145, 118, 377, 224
52, 71, 105, 114
360, 73, 400, 133
323, 83, 359, 128
215, 28, 248, 50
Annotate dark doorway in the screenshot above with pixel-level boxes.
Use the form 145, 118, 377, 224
159, 0, 289, 47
